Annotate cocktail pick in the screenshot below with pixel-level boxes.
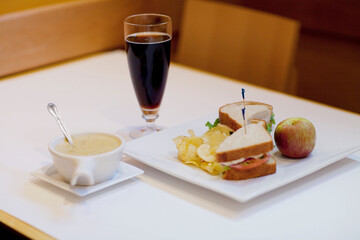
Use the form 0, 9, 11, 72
242, 88, 247, 134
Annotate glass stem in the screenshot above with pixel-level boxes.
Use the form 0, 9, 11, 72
141, 108, 159, 131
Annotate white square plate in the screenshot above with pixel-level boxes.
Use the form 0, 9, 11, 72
124, 114, 360, 202
31, 162, 144, 197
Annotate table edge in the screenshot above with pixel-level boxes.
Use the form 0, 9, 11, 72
0, 209, 54, 240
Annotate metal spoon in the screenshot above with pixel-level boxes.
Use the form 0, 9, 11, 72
47, 103, 74, 145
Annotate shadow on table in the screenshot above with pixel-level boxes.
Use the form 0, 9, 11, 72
0, 222, 30, 240
115, 126, 168, 142
125, 156, 360, 220
28, 172, 142, 206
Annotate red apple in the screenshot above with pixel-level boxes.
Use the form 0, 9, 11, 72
274, 117, 316, 158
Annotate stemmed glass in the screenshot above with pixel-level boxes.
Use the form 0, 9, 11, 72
124, 14, 172, 139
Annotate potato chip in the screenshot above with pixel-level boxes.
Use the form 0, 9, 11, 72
188, 129, 196, 137
201, 124, 232, 142
173, 124, 232, 175
197, 144, 216, 162
200, 161, 226, 175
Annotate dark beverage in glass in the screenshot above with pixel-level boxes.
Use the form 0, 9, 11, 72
124, 14, 172, 138
125, 33, 171, 109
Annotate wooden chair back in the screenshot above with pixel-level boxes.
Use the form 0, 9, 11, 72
0, 0, 184, 78
176, 0, 300, 94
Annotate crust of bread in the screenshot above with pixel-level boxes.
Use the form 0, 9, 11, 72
216, 119, 273, 162
219, 101, 273, 131
216, 140, 273, 162
222, 156, 276, 180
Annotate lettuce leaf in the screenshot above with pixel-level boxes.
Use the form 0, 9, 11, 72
266, 113, 275, 133
205, 118, 220, 129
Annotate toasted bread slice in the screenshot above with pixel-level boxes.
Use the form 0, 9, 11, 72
215, 120, 273, 162
223, 156, 276, 180
219, 101, 273, 131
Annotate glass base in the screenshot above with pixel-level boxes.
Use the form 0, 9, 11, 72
129, 125, 165, 139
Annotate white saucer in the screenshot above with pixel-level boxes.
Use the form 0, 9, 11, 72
31, 162, 144, 197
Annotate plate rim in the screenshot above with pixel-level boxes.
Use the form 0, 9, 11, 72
124, 115, 360, 202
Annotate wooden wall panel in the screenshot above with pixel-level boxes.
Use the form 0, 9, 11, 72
1, 0, 358, 112
0, 0, 138, 77
218, 0, 360, 113
176, 0, 300, 94
297, 31, 360, 112
0, 0, 185, 78
221, 0, 360, 39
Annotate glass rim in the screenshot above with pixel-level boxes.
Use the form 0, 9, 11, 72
124, 13, 171, 27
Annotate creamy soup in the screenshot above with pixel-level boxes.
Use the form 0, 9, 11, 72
55, 134, 121, 156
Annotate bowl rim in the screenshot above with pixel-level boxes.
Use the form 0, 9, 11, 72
48, 132, 126, 158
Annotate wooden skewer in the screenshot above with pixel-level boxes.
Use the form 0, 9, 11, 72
242, 88, 247, 134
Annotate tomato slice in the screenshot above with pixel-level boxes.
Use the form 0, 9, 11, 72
230, 154, 269, 170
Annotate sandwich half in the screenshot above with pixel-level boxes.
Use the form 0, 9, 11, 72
215, 120, 276, 180
219, 101, 273, 131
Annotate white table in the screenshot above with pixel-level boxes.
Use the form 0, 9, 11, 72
1, 50, 360, 240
